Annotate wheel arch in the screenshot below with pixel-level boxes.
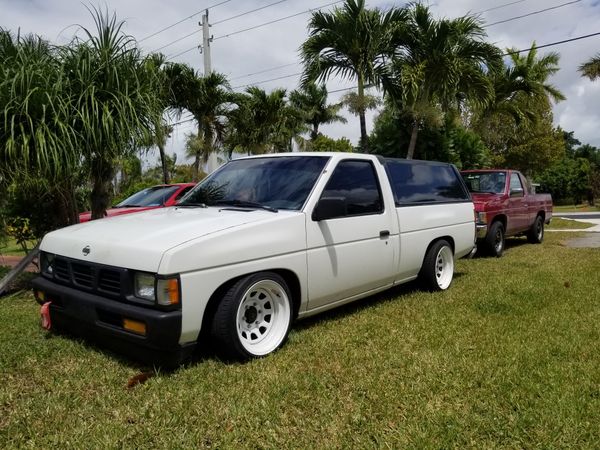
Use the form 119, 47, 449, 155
421, 235, 455, 267
491, 214, 507, 230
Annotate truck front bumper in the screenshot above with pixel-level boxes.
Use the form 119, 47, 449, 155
476, 223, 488, 239
31, 276, 194, 367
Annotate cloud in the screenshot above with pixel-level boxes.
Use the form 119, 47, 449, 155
2, 0, 600, 168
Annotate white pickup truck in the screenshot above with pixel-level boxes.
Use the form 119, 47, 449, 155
32, 153, 475, 364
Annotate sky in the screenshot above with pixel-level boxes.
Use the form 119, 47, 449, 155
2, 0, 600, 167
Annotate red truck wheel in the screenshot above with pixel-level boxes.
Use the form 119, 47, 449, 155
527, 215, 544, 244
485, 221, 505, 257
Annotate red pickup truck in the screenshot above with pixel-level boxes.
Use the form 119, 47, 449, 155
461, 169, 552, 257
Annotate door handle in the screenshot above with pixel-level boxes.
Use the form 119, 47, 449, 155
380, 230, 390, 238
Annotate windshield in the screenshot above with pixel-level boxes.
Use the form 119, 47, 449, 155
462, 172, 507, 194
116, 186, 179, 207
180, 156, 329, 210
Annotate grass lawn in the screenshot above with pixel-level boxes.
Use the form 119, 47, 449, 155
0, 238, 36, 257
1, 232, 599, 448
553, 204, 600, 213
547, 217, 596, 230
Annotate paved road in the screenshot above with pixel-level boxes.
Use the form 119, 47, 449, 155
554, 212, 600, 220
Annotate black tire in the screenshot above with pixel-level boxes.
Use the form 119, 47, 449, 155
485, 221, 505, 257
527, 215, 544, 244
210, 272, 292, 361
419, 239, 454, 292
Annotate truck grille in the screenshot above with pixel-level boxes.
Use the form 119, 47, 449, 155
49, 256, 126, 298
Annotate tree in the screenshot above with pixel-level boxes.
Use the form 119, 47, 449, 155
225, 87, 303, 155
579, 54, 600, 81
301, 0, 405, 151
370, 101, 490, 168
63, 9, 163, 219
385, 3, 502, 159
165, 64, 232, 181
310, 134, 354, 152
289, 82, 346, 140
479, 43, 565, 127
0, 29, 81, 226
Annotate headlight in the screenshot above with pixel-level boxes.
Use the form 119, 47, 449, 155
134, 272, 155, 300
41, 252, 55, 275
476, 212, 487, 224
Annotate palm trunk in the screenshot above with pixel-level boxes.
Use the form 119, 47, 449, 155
407, 120, 419, 160
192, 125, 202, 182
358, 76, 368, 153
311, 123, 319, 141
90, 159, 114, 220
158, 142, 170, 184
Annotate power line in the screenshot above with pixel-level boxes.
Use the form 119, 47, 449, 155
139, 0, 231, 43
486, 0, 581, 27
232, 30, 600, 92
477, 0, 528, 15
152, 0, 294, 54
233, 72, 302, 89
213, 0, 344, 41
223, 0, 532, 83
213, 0, 294, 25
166, 0, 343, 61
502, 30, 600, 55
230, 62, 298, 81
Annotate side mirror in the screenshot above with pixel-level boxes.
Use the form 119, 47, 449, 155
510, 188, 524, 197
312, 197, 347, 221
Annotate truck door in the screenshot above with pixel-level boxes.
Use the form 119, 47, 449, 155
507, 172, 528, 232
306, 159, 396, 310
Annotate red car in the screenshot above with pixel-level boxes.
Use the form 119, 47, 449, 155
79, 183, 196, 223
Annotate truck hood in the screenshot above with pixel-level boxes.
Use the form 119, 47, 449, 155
78, 205, 159, 223
41, 206, 289, 272
470, 193, 503, 211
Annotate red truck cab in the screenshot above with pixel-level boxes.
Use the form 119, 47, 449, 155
461, 169, 552, 257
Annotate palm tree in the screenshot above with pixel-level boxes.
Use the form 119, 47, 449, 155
165, 64, 231, 181
145, 53, 174, 184
579, 54, 600, 81
225, 87, 302, 155
385, 3, 502, 159
480, 43, 565, 125
63, 9, 163, 219
301, 0, 406, 151
289, 82, 346, 141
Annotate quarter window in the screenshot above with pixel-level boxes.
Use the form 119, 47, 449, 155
319, 160, 383, 217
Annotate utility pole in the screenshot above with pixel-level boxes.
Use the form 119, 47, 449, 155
200, 10, 220, 173
200, 9, 212, 75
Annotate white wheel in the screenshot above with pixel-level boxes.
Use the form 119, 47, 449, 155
236, 279, 291, 356
434, 245, 454, 290
211, 272, 293, 360
419, 239, 455, 291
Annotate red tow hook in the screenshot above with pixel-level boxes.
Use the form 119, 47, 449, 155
40, 302, 52, 330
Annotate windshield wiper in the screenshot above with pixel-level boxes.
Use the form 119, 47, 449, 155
177, 202, 208, 208
215, 200, 278, 213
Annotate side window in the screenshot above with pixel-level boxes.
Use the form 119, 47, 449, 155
509, 173, 523, 196
386, 161, 469, 205
319, 160, 383, 218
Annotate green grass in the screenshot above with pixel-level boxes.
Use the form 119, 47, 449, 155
547, 217, 596, 230
553, 204, 600, 213
0, 238, 36, 257
1, 232, 600, 448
